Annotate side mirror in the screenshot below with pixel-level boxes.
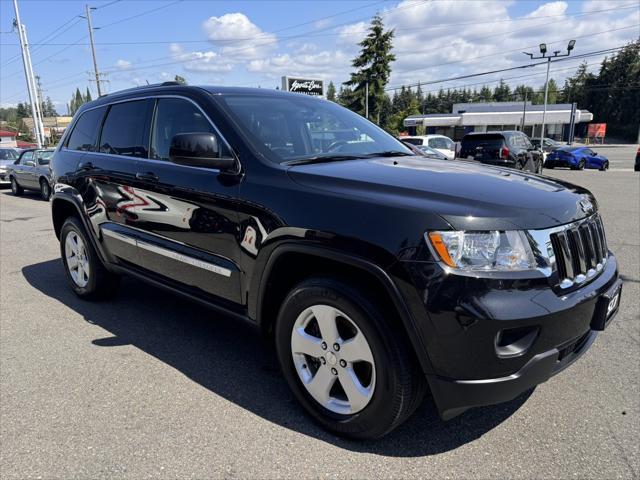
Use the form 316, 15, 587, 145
591, 151, 597, 156
169, 133, 236, 170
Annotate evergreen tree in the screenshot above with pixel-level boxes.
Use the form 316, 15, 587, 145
493, 80, 511, 102
44, 97, 57, 117
326, 81, 336, 102
343, 15, 395, 121
85, 87, 92, 103
478, 85, 493, 102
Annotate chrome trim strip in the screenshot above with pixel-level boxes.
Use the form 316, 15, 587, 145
100, 225, 232, 278
102, 227, 136, 246
137, 240, 232, 278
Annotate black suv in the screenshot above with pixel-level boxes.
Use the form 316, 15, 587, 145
50, 84, 622, 439
458, 131, 544, 173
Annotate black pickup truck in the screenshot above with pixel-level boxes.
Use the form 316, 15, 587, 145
49, 84, 621, 439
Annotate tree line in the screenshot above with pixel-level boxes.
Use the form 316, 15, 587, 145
326, 16, 639, 141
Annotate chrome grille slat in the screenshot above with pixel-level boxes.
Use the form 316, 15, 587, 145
550, 214, 607, 289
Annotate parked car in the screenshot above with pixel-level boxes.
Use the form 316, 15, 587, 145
50, 84, 621, 440
8, 148, 54, 199
634, 146, 639, 172
416, 145, 448, 160
399, 140, 447, 160
545, 146, 609, 171
531, 137, 561, 153
0, 147, 20, 186
399, 134, 456, 159
458, 131, 544, 173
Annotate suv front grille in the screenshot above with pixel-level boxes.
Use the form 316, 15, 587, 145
550, 214, 608, 289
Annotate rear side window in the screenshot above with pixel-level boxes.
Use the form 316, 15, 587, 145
100, 100, 149, 158
150, 98, 220, 161
429, 137, 450, 149
461, 135, 504, 149
67, 107, 106, 152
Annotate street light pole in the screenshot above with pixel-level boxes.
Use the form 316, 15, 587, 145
365, 81, 369, 119
523, 40, 575, 147
84, 4, 102, 97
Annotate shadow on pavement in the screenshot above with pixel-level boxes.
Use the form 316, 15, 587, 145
23, 259, 531, 457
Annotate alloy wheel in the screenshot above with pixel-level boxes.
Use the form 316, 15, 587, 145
65, 231, 90, 288
290, 304, 376, 415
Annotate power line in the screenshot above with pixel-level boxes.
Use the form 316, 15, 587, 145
4, 3, 637, 47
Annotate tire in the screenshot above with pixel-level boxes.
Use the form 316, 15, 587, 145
515, 159, 524, 170
546, 164, 554, 169
39, 178, 51, 200
10, 177, 23, 196
60, 216, 120, 299
578, 160, 585, 170
599, 161, 609, 171
275, 277, 426, 439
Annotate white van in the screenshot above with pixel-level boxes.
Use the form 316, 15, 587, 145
400, 135, 456, 160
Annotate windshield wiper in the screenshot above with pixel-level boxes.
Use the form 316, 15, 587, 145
283, 154, 365, 166
362, 150, 414, 157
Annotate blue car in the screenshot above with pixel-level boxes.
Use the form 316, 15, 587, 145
545, 146, 609, 171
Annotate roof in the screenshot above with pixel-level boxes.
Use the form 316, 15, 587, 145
0, 130, 17, 137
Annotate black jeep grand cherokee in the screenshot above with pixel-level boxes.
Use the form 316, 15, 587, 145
50, 84, 622, 439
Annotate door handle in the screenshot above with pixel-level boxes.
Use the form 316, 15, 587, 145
136, 172, 159, 182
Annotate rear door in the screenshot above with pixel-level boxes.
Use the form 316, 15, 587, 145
130, 96, 242, 304
72, 101, 152, 266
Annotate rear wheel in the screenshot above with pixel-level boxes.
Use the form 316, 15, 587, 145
10, 177, 23, 196
275, 277, 426, 439
39, 178, 51, 200
60, 216, 120, 299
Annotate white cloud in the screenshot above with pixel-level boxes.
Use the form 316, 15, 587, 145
115, 59, 132, 70
247, 49, 351, 80
525, 1, 568, 18
202, 13, 276, 59
169, 43, 234, 73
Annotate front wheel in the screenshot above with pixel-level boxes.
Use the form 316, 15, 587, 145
275, 277, 426, 439
578, 160, 586, 170
60, 216, 120, 299
40, 178, 51, 200
599, 161, 609, 171
10, 177, 23, 196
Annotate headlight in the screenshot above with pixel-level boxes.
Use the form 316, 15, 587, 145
426, 230, 536, 272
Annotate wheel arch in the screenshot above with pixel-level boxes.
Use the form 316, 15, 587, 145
255, 243, 433, 374
51, 193, 110, 265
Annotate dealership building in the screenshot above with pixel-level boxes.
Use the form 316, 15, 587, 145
403, 102, 593, 141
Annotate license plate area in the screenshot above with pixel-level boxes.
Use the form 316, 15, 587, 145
591, 280, 622, 331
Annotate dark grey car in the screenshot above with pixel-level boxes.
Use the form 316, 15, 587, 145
8, 148, 54, 200
0, 147, 20, 186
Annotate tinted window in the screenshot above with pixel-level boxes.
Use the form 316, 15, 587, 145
218, 95, 411, 163
67, 107, 105, 152
429, 137, 449, 149
523, 136, 533, 149
0, 149, 18, 160
510, 136, 524, 147
401, 138, 424, 146
99, 100, 149, 158
151, 98, 219, 161
461, 134, 504, 149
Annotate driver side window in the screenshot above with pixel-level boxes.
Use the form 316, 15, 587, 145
150, 98, 223, 161
21, 151, 34, 164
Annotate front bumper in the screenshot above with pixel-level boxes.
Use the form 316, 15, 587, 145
395, 252, 621, 420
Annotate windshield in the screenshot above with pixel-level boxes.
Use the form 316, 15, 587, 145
216, 94, 412, 163
0, 149, 18, 161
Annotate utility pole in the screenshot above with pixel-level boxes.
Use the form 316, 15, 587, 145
84, 4, 102, 97
567, 102, 577, 145
12, 0, 44, 148
520, 90, 527, 132
523, 40, 575, 147
35, 75, 44, 112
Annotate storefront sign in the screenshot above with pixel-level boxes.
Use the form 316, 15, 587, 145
282, 76, 324, 96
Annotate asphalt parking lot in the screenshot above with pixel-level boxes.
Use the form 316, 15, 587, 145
1, 144, 638, 479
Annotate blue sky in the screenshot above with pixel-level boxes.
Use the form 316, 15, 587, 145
1, 0, 638, 114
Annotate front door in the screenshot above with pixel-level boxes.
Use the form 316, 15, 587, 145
131, 96, 242, 304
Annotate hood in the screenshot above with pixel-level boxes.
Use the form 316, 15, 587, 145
287, 157, 597, 230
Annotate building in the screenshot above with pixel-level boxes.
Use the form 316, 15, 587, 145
404, 102, 593, 141
22, 116, 73, 142
0, 130, 18, 148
